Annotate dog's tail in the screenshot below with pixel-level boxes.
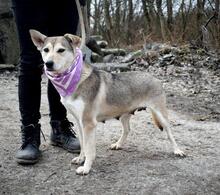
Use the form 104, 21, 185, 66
151, 110, 164, 131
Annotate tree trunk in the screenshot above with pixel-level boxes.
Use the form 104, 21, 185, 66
93, 0, 98, 34
142, 0, 152, 32
179, 0, 186, 39
82, 5, 90, 41
104, 0, 113, 42
197, 0, 204, 34
149, 0, 156, 32
215, 0, 220, 48
156, 0, 166, 40
167, 0, 173, 32
87, 0, 92, 26
127, 0, 133, 44
215, 0, 219, 19
115, 0, 121, 35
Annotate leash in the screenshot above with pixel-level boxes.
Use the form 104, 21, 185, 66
75, 0, 86, 50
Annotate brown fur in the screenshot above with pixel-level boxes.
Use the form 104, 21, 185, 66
29, 28, 186, 175
151, 111, 164, 131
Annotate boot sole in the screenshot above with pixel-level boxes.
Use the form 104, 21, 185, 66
16, 158, 39, 165
50, 141, 80, 154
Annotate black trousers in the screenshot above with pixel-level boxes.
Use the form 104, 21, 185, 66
12, 0, 79, 125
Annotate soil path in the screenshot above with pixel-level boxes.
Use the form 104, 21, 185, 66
0, 72, 220, 195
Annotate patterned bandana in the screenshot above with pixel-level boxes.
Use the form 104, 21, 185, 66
44, 48, 83, 97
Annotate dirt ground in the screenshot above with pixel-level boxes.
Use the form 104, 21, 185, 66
0, 62, 220, 195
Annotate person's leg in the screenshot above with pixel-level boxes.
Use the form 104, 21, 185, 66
47, 0, 79, 121
46, 0, 80, 153
12, 0, 48, 164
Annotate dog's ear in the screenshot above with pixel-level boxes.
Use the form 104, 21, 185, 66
64, 34, 81, 48
29, 29, 47, 50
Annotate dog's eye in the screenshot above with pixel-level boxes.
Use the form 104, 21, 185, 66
57, 48, 65, 53
43, 48, 49, 52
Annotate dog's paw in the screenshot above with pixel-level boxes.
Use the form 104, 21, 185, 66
71, 156, 85, 165
76, 166, 90, 175
174, 148, 186, 157
110, 142, 122, 150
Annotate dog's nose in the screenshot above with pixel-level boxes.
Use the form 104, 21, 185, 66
45, 61, 54, 69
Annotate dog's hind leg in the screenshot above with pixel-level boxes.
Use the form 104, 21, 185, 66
76, 119, 97, 175
150, 95, 185, 157
110, 113, 132, 150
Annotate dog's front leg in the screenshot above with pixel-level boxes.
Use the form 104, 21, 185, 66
61, 97, 85, 164
76, 120, 97, 175
66, 110, 85, 164
71, 118, 85, 165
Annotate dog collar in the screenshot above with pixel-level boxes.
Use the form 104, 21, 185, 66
44, 48, 83, 97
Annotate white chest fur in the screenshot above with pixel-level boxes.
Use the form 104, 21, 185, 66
61, 96, 85, 120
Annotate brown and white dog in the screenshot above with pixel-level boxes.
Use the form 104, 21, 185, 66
29, 29, 185, 175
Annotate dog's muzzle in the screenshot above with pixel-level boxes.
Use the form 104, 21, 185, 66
45, 61, 54, 70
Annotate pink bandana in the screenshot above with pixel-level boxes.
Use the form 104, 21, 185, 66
44, 48, 83, 97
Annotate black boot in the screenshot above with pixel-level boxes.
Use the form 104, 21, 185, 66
50, 119, 80, 153
15, 124, 41, 164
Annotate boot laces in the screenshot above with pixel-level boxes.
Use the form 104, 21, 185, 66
62, 121, 76, 137
21, 124, 40, 149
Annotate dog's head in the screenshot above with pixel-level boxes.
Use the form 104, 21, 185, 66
29, 30, 81, 74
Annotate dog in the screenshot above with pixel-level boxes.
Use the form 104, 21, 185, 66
29, 29, 185, 175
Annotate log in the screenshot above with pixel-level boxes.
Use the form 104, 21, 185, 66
86, 38, 103, 56
97, 40, 108, 48
91, 52, 103, 63
121, 49, 143, 63
92, 62, 133, 71
103, 54, 114, 63
101, 48, 126, 56
90, 35, 103, 41
0, 64, 15, 70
